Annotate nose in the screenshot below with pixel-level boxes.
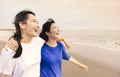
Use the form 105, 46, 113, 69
57, 27, 60, 32
36, 24, 40, 30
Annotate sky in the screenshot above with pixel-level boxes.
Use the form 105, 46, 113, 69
0, 0, 120, 30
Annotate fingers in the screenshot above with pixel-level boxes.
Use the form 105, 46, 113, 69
82, 65, 88, 71
5, 38, 18, 51
84, 66, 88, 71
65, 42, 71, 48
10, 38, 18, 47
4, 44, 8, 51
63, 39, 71, 50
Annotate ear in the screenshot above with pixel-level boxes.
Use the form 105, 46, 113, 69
19, 22, 25, 29
45, 31, 50, 36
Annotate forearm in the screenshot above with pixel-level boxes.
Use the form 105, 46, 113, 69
68, 56, 88, 71
3, 75, 11, 77
0, 74, 11, 77
69, 56, 85, 68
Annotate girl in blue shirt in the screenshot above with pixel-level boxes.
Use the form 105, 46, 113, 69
39, 18, 88, 77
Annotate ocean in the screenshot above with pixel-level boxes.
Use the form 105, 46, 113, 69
61, 29, 120, 51
0, 29, 120, 51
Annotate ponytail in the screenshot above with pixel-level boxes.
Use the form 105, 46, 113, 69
12, 23, 22, 58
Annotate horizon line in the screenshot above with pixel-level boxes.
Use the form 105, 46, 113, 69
0, 26, 120, 30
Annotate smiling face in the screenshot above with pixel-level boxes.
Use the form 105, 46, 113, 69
21, 14, 39, 37
46, 23, 60, 40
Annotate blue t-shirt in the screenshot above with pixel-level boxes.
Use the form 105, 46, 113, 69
40, 42, 70, 77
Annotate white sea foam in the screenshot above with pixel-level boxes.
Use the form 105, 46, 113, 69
61, 30, 120, 51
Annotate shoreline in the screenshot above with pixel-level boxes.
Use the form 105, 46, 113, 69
69, 43, 120, 68
63, 52, 120, 77
0, 40, 120, 77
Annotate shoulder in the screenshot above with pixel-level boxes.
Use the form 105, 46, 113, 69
0, 48, 16, 75
0, 48, 15, 62
0, 48, 15, 65
0, 48, 15, 57
57, 42, 64, 47
32, 37, 45, 49
33, 37, 45, 43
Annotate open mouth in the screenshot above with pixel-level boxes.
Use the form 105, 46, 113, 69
34, 29, 38, 33
56, 33, 59, 35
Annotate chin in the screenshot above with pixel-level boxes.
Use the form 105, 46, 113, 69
55, 37, 59, 40
32, 34, 38, 37
56, 36, 60, 39
34, 35, 38, 37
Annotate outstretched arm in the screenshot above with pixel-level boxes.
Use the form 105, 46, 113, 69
69, 56, 88, 71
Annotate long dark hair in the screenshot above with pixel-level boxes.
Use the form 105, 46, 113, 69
39, 18, 55, 42
11, 10, 35, 58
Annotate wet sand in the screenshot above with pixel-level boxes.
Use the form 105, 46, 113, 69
62, 52, 120, 77
62, 43, 120, 77
0, 40, 120, 77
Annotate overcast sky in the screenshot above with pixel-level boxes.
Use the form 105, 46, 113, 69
0, 0, 120, 29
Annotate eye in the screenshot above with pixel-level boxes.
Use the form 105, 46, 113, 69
53, 26, 57, 29
33, 20, 39, 24
33, 20, 36, 23
37, 21, 39, 24
54, 26, 59, 29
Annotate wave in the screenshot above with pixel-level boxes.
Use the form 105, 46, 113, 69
68, 39, 120, 51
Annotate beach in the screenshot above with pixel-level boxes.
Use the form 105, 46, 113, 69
0, 41, 5, 52
0, 29, 120, 77
61, 29, 120, 77
62, 44, 120, 77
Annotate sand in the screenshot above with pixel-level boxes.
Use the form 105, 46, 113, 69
0, 41, 5, 53
0, 40, 120, 77
62, 43, 120, 77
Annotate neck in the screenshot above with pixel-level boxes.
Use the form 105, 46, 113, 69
46, 38, 57, 47
21, 34, 32, 43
